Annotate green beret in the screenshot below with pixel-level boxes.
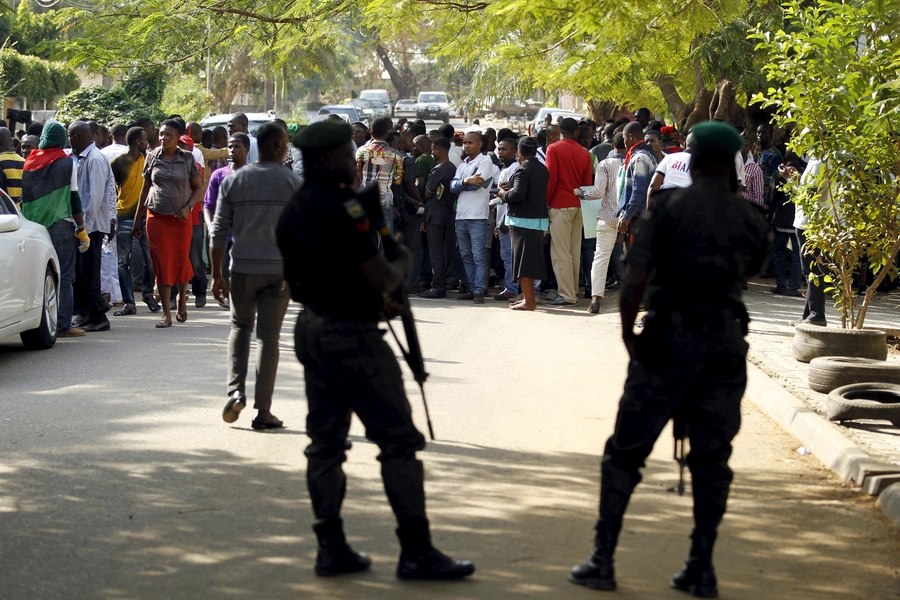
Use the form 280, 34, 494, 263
690, 121, 743, 159
293, 121, 352, 150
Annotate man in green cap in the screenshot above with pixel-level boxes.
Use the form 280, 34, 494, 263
570, 121, 770, 597
276, 120, 475, 582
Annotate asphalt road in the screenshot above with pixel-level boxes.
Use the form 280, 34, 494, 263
1, 295, 898, 599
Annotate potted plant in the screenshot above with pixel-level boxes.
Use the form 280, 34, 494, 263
753, 0, 900, 361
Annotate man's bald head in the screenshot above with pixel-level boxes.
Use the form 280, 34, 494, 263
413, 134, 431, 158
0, 127, 12, 152
68, 121, 93, 154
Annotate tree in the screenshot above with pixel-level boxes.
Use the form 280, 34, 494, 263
161, 75, 215, 122
753, 0, 900, 329
55, 85, 165, 125
0, 49, 79, 105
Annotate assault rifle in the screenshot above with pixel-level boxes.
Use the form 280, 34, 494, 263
357, 183, 436, 440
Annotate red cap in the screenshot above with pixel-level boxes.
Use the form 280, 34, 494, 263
178, 135, 194, 150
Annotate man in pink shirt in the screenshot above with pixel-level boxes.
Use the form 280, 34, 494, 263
546, 117, 594, 306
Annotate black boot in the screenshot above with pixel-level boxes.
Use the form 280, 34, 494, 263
395, 520, 475, 581
313, 518, 372, 577
569, 519, 620, 591
670, 531, 718, 598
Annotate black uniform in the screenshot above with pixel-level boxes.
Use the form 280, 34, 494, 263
574, 173, 770, 594
277, 176, 428, 529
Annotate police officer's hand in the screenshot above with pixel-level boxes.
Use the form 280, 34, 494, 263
212, 276, 228, 305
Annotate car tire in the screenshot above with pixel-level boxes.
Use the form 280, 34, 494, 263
808, 356, 900, 393
827, 382, 900, 426
20, 265, 58, 350
791, 323, 887, 363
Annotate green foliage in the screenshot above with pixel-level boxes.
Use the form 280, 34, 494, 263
55, 85, 166, 126
11, 1, 61, 59
161, 75, 215, 123
752, 0, 900, 328
0, 49, 80, 103
121, 67, 167, 107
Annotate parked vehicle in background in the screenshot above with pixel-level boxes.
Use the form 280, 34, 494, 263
346, 98, 377, 122
200, 112, 275, 135
0, 190, 60, 350
360, 89, 393, 114
529, 108, 583, 135
369, 99, 392, 118
417, 91, 453, 123
480, 98, 542, 118
308, 113, 352, 125
394, 99, 418, 119
316, 105, 368, 127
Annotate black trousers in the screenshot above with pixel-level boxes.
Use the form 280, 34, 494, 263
294, 309, 428, 527
73, 231, 108, 324
796, 228, 827, 323
399, 214, 423, 288
426, 223, 449, 291
600, 314, 747, 538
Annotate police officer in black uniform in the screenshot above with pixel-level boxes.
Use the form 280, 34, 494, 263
569, 121, 770, 597
276, 120, 475, 581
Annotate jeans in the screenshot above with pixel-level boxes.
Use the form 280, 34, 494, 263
46, 220, 77, 332
498, 229, 515, 294
190, 224, 208, 297
549, 207, 583, 303
117, 216, 151, 308
455, 218, 489, 294
228, 273, 291, 411
773, 229, 802, 292
591, 220, 618, 298
796, 229, 827, 323
124, 216, 155, 303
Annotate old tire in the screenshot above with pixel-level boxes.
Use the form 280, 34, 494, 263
792, 323, 887, 363
808, 357, 900, 393
827, 383, 900, 426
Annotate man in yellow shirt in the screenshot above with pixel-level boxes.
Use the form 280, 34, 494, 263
111, 127, 158, 315
0, 127, 25, 203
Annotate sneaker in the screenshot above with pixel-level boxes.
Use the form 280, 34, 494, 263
770, 286, 788, 295
588, 300, 601, 314
509, 293, 524, 303
457, 291, 475, 300
57, 327, 86, 338
195, 295, 207, 308
418, 289, 447, 299
790, 318, 827, 327
473, 293, 485, 304
217, 297, 230, 310
783, 289, 803, 298
494, 291, 515, 301
548, 296, 576, 306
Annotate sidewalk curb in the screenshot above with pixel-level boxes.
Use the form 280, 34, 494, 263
745, 363, 900, 527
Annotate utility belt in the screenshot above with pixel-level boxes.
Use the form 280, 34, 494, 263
650, 302, 749, 336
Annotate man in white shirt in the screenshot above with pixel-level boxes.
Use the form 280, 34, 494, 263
228, 113, 259, 163
449, 131, 494, 303
439, 123, 462, 166
100, 124, 128, 161
493, 137, 519, 300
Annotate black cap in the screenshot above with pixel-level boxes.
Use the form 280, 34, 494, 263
293, 120, 352, 150
517, 136, 539, 153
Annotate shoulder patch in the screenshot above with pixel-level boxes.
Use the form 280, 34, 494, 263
343, 199, 369, 232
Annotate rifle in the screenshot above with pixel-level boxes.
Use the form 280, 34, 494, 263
357, 183, 436, 440
672, 410, 687, 496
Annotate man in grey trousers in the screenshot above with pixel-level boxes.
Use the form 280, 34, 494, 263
210, 122, 302, 430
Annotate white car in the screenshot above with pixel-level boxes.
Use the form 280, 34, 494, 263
0, 190, 60, 349
200, 111, 276, 136
417, 92, 453, 123
530, 110, 587, 135
394, 99, 418, 119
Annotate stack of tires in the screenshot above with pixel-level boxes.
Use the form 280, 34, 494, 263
794, 325, 900, 426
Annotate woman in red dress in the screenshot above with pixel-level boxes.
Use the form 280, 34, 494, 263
132, 119, 203, 328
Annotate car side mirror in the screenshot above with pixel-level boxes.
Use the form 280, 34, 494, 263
0, 214, 21, 233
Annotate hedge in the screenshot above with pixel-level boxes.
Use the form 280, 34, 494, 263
0, 49, 79, 104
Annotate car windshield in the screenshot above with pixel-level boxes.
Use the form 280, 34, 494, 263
320, 107, 356, 117
419, 94, 446, 103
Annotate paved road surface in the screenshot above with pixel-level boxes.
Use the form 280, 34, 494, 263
1, 296, 898, 599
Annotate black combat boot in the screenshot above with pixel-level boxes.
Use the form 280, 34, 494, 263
313, 518, 372, 576
395, 520, 475, 580
670, 530, 718, 598
569, 519, 620, 591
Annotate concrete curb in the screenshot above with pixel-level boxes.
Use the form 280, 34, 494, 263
745, 363, 900, 527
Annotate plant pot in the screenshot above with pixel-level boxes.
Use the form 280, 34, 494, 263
792, 323, 888, 363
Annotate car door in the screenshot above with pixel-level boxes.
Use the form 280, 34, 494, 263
0, 194, 24, 325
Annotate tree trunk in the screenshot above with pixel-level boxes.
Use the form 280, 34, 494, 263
683, 88, 714, 131
586, 99, 618, 123
708, 79, 745, 127
655, 74, 688, 121
375, 43, 410, 100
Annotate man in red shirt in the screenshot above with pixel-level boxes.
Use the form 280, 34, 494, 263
546, 117, 595, 306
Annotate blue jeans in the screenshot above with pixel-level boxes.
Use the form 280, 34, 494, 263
773, 229, 802, 292
117, 216, 154, 308
498, 229, 515, 294
455, 219, 489, 294
47, 220, 77, 332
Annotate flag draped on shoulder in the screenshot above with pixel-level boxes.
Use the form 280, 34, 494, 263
21, 149, 75, 229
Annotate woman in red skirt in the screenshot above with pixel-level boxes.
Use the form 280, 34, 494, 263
132, 119, 203, 328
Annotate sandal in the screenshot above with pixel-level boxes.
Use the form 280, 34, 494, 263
145, 297, 161, 313
176, 308, 188, 323
113, 306, 137, 316
155, 319, 172, 328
